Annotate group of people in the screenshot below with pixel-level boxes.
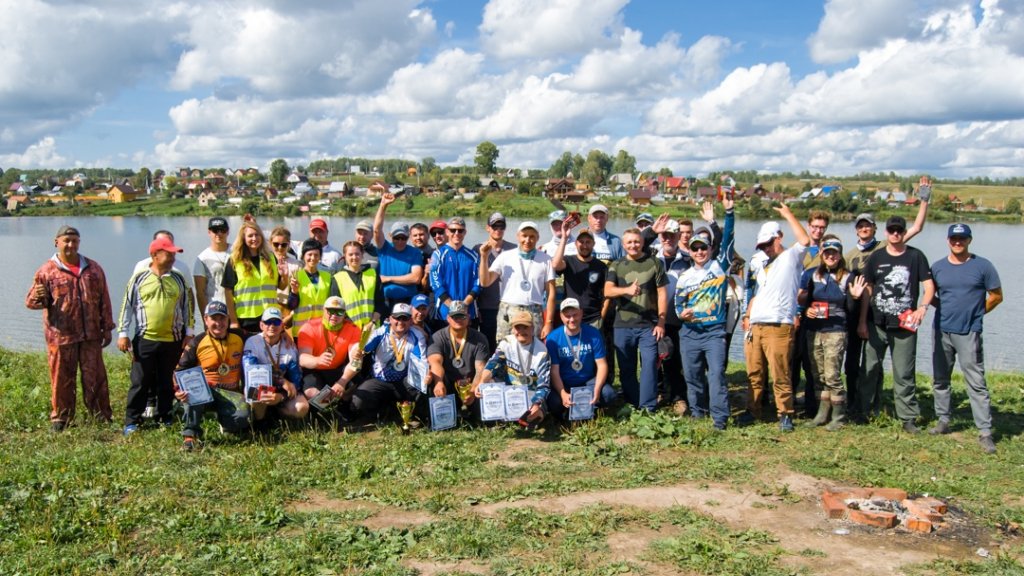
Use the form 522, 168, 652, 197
27, 188, 1004, 454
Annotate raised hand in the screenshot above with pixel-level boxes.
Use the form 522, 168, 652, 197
651, 213, 671, 234
701, 201, 715, 222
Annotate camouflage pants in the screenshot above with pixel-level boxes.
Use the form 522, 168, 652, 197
48, 339, 112, 424
805, 331, 847, 401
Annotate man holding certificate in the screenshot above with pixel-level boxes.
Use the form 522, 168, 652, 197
545, 299, 615, 420
243, 307, 310, 423
474, 310, 551, 425
173, 301, 250, 451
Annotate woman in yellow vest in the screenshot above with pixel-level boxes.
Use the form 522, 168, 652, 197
332, 240, 384, 329
287, 239, 337, 337
222, 218, 286, 336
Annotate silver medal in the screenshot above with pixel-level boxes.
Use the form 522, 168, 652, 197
452, 357, 464, 369
518, 375, 531, 387
571, 359, 583, 371
394, 360, 407, 372
519, 280, 531, 292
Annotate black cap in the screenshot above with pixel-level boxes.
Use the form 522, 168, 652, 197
208, 217, 228, 230
885, 215, 907, 231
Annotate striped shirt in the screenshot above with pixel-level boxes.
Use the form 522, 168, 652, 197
117, 268, 195, 342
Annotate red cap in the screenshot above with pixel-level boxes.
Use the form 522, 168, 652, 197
310, 218, 328, 231
429, 219, 448, 232
149, 237, 184, 255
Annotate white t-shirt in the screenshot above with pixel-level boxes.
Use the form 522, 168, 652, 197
541, 233, 576, 258
748, 243, 807, 325
489, 249, 555, 307
193, 247, 230, 305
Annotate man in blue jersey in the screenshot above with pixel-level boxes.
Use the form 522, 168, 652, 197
428, 216, 481, 331
373, 192, 424, 311
545, 298, 616, 419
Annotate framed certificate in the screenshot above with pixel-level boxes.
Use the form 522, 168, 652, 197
244, 364, 274, 404
175, 366, 213, 406
569, 386, 595, 421
479, 382, 507, 422
429, 394, 457, 431
308, 386, 336, 412
503, 385, 530, 421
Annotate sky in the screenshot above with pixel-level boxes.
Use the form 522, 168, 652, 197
1, 0, 1023, 178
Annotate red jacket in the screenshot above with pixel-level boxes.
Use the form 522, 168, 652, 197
26, 255, 115, 346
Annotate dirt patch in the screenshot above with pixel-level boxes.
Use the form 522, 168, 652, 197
288, 490, 436, 530
489, 438, 551, 468
472, 469, 998, 576
402, 559, 486, 576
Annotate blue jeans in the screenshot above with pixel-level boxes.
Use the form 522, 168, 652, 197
681, 328, 729, 427
613, 327, 658, 411
182, 387, 250, 439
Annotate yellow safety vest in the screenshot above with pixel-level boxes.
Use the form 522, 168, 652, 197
292, 269, 332, 336
233, 255, 280, 320
334, 267, 377, 328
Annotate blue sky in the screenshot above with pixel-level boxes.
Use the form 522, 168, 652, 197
1, 0, 1023, 178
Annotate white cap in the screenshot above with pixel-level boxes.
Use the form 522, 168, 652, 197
588, 204, 609, 215
518, 221, 539, 233
755, 221, 782, 247
662, 220, 680, 234
560, 298, 581, 311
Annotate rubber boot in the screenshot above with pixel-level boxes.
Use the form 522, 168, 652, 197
825, 402, 846, 431
810, 392, 830, 426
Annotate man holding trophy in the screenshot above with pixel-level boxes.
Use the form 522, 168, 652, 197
427, 301, 491, 413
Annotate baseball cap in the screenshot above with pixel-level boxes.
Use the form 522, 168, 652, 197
548, 209, 567, 223
635, 212, 654, 225
510, 310, 534, 328
261, 307, 283, 322
323, 295, 345, 312
560, 298, 581, 311
755, 222, 781, 247
821, 238, 843, 253
588, 204, 609, 216
149, 237, 183, 255
55, 224, 80, 238
355, 220, 373, 233
390, 221, 410, 238
447, 216, 466, 229
688, 235, 710, 249
885, 215, 907, 231
300, 238, 322, 258
518, 221, 539, 233
948, 223, 972, 238
411, 294, 430, 309
204, 300, 228, 317
429, 219, 448, 232
854, 213, 875, 227
662, 220, 680, 234
488, 212, 506, 226
391, 302, 413, 319
208, 217, 228, 231
575, 227, 594, 239
309, 218, 328, 231
448, 300, 469, 318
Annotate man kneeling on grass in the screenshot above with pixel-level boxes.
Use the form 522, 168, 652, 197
242, 307, 310, 424
173, 301, 250, 451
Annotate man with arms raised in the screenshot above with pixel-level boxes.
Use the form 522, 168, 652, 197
473, 212, 516, 349
374, 192, 424, 310
479, 221, 556, 342
551, 225, 607, 329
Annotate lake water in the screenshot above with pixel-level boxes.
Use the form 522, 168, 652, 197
3, 215, 1021, 373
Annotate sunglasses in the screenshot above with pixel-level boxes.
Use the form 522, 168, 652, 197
431, 230, 447, 236
263, 319, 282, 326
391, 315, 411, 322
210, 228, 229, 234
448, 228, 466, 234
886, 228, 906, 235
490, 223, 506, 230
449, 313, 468, 321
325, 308, 345, 316
272, 242, 289, 249
691, 245, 709, 252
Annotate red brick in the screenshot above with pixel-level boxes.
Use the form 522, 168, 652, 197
821, 491, 849, 519
915, 496, 948, 514
869, 488, 908, 501
835, 487, 871, 499
848, 509, 898, 529
902, 500, 944, 522
905, 516, 934, 533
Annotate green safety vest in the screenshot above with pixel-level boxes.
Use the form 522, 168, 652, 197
292, 269, 332, 336
233, 255, 280, 320
334, 267, 377, 328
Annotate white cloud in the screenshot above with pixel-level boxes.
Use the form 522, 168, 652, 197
479, 0, 627, 59
808, 0, 917, 64
359, 49, 487, 115
0, 137, 67, 168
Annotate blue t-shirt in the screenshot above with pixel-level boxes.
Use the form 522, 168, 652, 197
931, 255, 1000, 334
545, 324, 606, 389
379, 241, 424, 300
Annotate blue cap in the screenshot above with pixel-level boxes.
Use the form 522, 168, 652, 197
948, 223, 972, 238
205, 300, 228, 317
411, 294, 430, 309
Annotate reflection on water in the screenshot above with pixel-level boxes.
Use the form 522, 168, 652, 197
2, 215, 1020, 372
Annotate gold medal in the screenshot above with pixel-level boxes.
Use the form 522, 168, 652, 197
218, 363, 230, 376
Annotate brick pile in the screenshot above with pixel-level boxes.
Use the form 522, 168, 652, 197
821, 488, 948, 533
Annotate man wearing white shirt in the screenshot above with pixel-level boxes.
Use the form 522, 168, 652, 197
193, 217, 231, 316
541, 209, 576, 257
743, 203, 810, 431
308, 218, 343, 274
479, 221, 557, 342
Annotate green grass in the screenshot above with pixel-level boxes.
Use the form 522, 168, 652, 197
1, 347, 1021, 574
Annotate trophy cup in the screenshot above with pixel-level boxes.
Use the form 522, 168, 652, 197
397, 401, 414, 434
454, 378, 474, 412
348, 323, 375, 373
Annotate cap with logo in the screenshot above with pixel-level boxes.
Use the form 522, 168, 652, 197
635, 212, 654, 225
948, 223, 972, 238
688, 235, 710, 249
261, 307, 283, 322
208, 217, 228, 230
309, 218, 328, 231
205, 300, 228, 317
821, 238, 843, 252
149, 237, 183, 255
55, 224, 80, 238
548, 209, 567, 222
448, 300, 469, 318
391, 302, 413, 318
662, 220, 680, 234
323, 295, 346, 311
411, 293, 430, 309
559, 298, 581, 311
429, 219, 448, 232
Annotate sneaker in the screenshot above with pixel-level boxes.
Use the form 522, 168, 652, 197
50, 421, 66, 433
182, 436, 197, 452
902, 420, 921, 435
142, 402, 157, 420
122, 424, 140, 437
735, 411, 755, 427
713, 421, 727, 431
928, 420, 951, 435
672, 400, 688, 417
978, 434, 996, 454
779, 414, 794, 432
